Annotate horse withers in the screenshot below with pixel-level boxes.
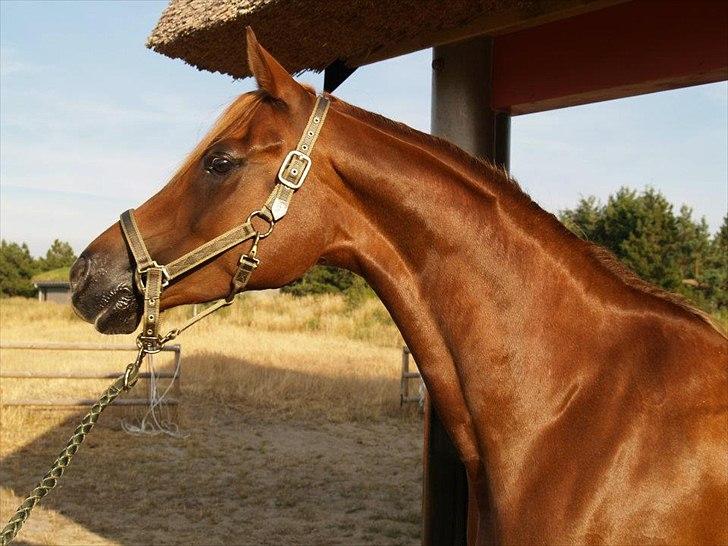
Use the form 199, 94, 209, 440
71, 28, 728, 546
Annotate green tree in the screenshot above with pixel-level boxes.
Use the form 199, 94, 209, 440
0, 240, 37, 297
39, 239, 76, 271
559, 187, 721, 309
618, 188, 681, 290
560, 195, 601, 240
282, 265, 357, 296
703, 214, 728, 311
675, 205, 711, 280
595, 187, 646, 251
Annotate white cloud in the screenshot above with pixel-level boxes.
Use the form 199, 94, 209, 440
0, 186, 130, 255
0, 46, 47, 76
0, 138, 183, 200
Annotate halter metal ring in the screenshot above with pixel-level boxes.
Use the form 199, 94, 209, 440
136, 261, 170, 289
246, 210, 275, 238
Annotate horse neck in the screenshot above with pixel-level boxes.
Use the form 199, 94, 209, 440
318, 103, 722, 483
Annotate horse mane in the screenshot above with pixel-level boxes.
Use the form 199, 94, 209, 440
178, 86, 320, 177
326, 95, 726, 336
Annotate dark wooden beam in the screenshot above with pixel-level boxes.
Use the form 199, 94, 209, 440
432, 37, 509, 162
493, 0, 728, 114
324, 59, 357, 93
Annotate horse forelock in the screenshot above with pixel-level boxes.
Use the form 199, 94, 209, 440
175, 91, 270, 179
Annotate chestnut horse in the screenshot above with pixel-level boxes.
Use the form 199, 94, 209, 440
70, 30, 727, 545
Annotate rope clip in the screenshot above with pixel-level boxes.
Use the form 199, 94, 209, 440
123, 348, 146, 389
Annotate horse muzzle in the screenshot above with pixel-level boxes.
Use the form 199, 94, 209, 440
70, 252, 142, 334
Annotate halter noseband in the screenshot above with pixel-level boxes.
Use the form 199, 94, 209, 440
119, 96, 330, 353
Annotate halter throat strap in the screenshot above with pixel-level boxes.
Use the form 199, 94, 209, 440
119, 95, 330, 352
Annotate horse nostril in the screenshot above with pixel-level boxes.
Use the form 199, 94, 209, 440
69, 256, 90, 291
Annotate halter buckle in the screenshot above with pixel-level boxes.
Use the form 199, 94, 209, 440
277, 150, 312, 190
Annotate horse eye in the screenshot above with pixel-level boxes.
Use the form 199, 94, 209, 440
206, 155, 235, 175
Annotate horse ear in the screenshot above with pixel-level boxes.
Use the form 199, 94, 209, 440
246, 27, 303, 101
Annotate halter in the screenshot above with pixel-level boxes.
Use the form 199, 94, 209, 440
119, 96, 330, 353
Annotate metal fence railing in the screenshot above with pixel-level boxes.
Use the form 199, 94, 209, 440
0, 342, 181, 407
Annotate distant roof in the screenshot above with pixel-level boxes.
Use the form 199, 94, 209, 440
32, 267, 70, 284
33, 282, 70, 289
147, 0, 620, 79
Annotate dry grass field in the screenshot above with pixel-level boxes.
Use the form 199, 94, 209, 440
0, 294, 423, 545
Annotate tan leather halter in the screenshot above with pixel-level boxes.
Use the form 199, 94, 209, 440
119, 96, 330, 353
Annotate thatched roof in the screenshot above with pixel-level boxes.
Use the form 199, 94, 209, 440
147, 0, 620, 79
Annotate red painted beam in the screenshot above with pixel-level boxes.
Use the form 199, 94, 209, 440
493, 0, 728, 114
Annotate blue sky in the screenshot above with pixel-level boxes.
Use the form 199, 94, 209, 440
1, 1, 726, 256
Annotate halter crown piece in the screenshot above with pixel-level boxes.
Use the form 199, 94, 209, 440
120, 96, 331, 353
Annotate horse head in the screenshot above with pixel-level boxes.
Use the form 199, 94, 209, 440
71, 29, 340, 334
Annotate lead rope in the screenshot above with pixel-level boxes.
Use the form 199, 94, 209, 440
0, 225, 261, 546
1, 96, 330, 546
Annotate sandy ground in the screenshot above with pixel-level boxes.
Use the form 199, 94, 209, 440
1, 400, 423, 545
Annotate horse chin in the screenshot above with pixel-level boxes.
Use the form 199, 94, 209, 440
93, 297, 140, 334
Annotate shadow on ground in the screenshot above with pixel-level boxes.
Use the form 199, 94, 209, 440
1, 353, 422, 545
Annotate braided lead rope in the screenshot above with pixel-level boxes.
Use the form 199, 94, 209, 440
0, 350, 146, 546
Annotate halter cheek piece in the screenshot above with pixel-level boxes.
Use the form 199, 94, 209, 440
119, 96, 330, 353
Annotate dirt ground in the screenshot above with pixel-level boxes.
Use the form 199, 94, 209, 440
1, 400, 423, 545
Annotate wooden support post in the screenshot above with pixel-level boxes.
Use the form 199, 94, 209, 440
426, 35, 510, 546
401, 346, 409, 406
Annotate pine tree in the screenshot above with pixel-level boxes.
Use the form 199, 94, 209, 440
560, 195, 601, 241
595, 187, 645, 254
40, 239, 76, 271
703, 214, 728, 311
618, 188, 681, 290
675, 206, 710, 280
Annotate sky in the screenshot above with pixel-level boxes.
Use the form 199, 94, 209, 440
1, 1, 726, 256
